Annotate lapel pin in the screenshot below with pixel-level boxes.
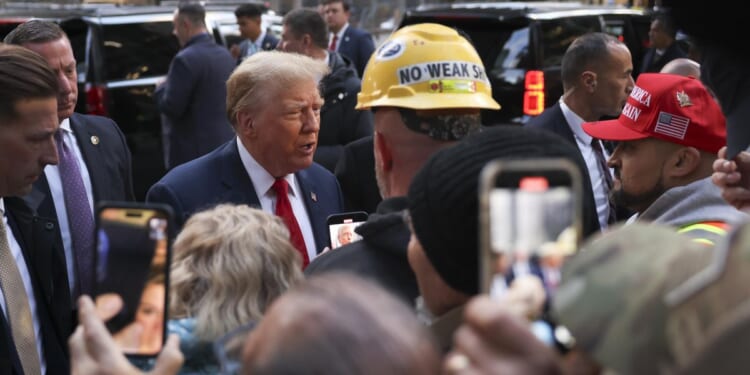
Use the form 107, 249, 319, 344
345, 36, 350, 42
90, 135, 100, 145
311, 192, 317, 202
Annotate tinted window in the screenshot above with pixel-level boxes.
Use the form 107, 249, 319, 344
539, 16, 601, 68
102, 22, 179, 81
492, 27, 530, 74
401, 18, 518, 76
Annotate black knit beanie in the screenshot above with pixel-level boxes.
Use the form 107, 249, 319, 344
407, 125, 589, 295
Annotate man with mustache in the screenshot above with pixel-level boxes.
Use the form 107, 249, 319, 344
583, 73, 746, 244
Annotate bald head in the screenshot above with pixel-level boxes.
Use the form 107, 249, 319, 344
660, 58, 701, 78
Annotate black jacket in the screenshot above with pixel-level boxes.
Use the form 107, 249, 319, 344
525, 103, 605, 238
639, 42, 687, 76
2, 197, 72, 374
315, 52, 373, 173
304, 197, 418, 305
334, 135, 381, 214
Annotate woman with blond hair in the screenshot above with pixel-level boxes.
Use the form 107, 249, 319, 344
168, 203, 303, 373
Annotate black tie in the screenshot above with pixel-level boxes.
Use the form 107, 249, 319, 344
591, 139, 616, 225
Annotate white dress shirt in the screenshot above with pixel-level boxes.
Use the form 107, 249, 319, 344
44, 118, 95, 294
0, 199, 47, 373
559, 99, 613, 230
329, 23, 349, 51
236, 138, 318, 260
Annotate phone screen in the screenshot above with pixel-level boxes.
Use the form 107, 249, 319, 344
94, 202, 172, 357
327, 211, 368, 249
479, 159, 583, 301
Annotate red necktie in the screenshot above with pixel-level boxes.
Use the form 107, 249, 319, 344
272, 178, 309, 268
329, 34, 338, 51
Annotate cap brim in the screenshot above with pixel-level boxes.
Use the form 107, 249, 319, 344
582, 118, 649, 142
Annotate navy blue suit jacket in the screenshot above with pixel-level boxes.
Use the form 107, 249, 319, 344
155, 33, 237, 169
145, 140, 345, 254
2, 197, 71, 374
336, 26, 375, 78
236, 33, 279, 64
524, 103, 602, 237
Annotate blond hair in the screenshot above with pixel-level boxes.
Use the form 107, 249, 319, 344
226, 50, 329, 127
169, 203, 302, 340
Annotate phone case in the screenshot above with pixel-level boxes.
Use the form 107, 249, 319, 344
93, 201, 174, 358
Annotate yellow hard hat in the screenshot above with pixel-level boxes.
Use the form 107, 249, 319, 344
357, 23, 500, 111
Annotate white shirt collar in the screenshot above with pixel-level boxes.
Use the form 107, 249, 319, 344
236, 137, 298, 198
252, 29, 267, 47
559, 97, 593, 145
334, 23, 349, 39
59, 117, 72, 134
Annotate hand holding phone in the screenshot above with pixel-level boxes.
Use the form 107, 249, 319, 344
326, 211, 368, 249
94, 201, 173, 358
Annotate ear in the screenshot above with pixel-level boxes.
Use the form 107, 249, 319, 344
236, 110, 255, 138
302, 33, 313, 48
373, 131, 393, 172
666, 146, 701, 177
581, 71, 597, 92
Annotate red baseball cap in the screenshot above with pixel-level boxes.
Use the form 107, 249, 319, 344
582, 73, 726, 153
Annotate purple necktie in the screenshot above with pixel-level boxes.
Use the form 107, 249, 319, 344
55, 130, 95, 297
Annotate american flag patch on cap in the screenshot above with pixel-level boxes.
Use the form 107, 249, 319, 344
654, 112, 690, 139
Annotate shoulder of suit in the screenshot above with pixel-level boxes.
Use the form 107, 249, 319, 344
299, 161, 338, 181
70, 113, 120, 130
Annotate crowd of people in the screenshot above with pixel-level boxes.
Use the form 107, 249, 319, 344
2, 1, 750, 374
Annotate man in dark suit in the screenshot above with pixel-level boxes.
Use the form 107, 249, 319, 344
230, 3, 279, 64
0, 44, 72, 375
334, 136, 382, 213
525, 32, 635, 236
322, 0, 375, 78
639, 13, 687, 77
155, 3, 237, 170
147, 51, 344, 267
5, 20, 135, 301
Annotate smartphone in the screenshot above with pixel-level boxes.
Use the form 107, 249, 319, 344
479, 158, 583, 300
93, 201, 173, 358
326, 211, 368, 249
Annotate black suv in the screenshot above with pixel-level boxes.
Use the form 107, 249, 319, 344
399, 2, 651, 126
0, 3, 281, 200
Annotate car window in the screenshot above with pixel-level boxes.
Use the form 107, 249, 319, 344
539, 16, 601, 68
493, 27, 530, 73
101, 21, 178, 81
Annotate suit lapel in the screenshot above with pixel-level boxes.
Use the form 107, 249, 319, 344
5, 198, 56, 307
4, 198, 71, 372
218, 141, 261, 207
295, 169, 325, 252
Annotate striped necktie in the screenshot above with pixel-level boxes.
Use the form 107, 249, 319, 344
0, 209, 42, 375
591, 139, 616, 225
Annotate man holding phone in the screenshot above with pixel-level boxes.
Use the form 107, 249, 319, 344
304, 23, 500, 305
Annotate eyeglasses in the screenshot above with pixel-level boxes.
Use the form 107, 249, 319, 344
213, 322, 257, 375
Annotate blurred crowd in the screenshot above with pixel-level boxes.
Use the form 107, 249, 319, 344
1, 1, 750, 374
